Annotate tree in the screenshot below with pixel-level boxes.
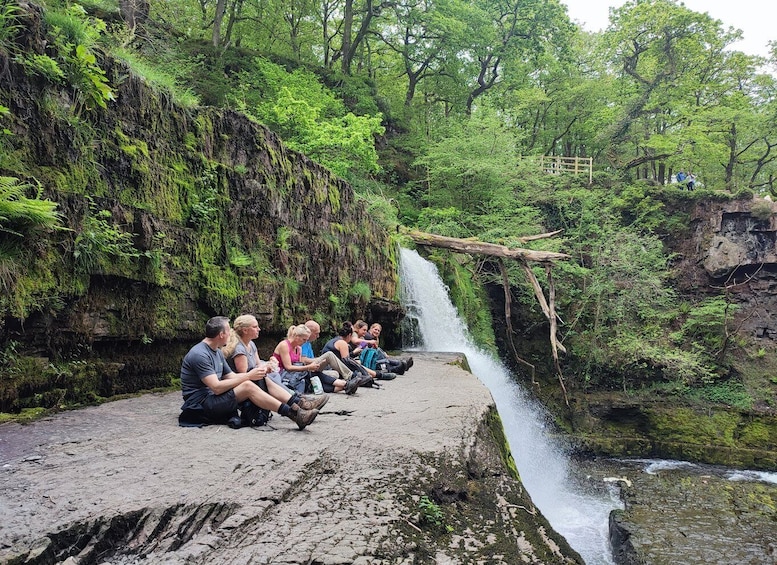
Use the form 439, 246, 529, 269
600, 0, 742, 179
340, 0, 391, 74
377, 0, 459, 107
458, 0, 571, 114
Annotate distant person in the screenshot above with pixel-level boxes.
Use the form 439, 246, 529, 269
322, 321, 397, 381
355, 321, 412, 375
676, 170, 686, 188
179, 316, 319, 430
686, 173, 695, 190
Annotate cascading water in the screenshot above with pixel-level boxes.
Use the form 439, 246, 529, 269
399, 247, 621, 565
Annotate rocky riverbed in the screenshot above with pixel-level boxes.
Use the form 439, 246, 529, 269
0, 352, 581, 564
586, 458, 777, 564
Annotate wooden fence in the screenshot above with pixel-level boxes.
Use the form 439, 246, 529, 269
538, 155, 593, 184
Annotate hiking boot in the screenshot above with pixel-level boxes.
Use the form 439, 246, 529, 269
298, 394, 329, 411
376, 371, 397, 380
289, 407, 319, 430
345, 375, 361, 395
405, 357, 414, 370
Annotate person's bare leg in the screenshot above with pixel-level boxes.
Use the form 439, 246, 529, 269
265, 377, 292, 403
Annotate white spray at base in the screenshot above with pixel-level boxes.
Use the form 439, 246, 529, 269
399, 248, 620, 565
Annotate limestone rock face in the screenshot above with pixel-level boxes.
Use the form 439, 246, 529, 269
0, 354, 583, 565
701, 200, 777, 278
686, 198, 777, 339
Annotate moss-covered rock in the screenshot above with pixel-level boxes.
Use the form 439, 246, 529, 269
0, 2, 399, 416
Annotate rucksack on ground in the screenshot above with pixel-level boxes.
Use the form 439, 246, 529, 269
360, 347, 381, 370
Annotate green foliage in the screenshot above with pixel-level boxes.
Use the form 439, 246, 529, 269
611, 183, 667, 232
112, 47, 200, 108
43, 5, 115, 112
349, 177, 400, 231
73, 205, 138, 275
0, 176, 62, 312
17, 53, 65, 82
228, 247, 253, 268
328, 72, 384, 117
0, 176, 62, 237
416, 207, 469, 238
188, 169, 222, 227
0, 0, 22, 54
670, 297, 735, 352
349, 281, 371, 303
230, 58, 384, 179
687, 381, 753, 410
415, 109, 519, 212
418, 495, 452, 532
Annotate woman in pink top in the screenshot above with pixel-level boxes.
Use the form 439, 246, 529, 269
273, 325, 354, 394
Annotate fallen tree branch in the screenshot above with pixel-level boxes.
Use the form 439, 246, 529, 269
406, 229, 569, 402
546, 265, 569, 407
406, 229, 570, 262
499, 259, 538, 389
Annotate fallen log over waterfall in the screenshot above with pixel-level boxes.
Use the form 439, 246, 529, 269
405, 229, 571, 406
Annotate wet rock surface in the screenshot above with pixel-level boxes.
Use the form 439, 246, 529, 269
583, 459, 777, 565
0, 353, 581, 564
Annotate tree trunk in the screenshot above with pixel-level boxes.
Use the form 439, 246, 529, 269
119, 0, 149, 29
341, 0, 354, 74
212, 0, 227, 48
406, 230, 569, 262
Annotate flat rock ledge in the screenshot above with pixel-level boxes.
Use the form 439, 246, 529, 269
0, 352, 582, 564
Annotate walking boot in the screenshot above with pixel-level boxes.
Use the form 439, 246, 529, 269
289, 407, 319, 430
298, 394, 329, 410
345, 376, 360, 395
405, 357, 414, 370
376, 371, 397, 380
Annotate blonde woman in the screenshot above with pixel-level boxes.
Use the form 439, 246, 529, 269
225, 315, 329, 416
273, 324, 358, 394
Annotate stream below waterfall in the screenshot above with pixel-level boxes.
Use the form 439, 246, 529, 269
398, 248, 777, 565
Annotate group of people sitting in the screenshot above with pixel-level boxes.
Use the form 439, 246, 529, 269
178, 316, 413, 430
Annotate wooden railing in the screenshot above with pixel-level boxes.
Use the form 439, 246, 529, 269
539, 155, 593, 184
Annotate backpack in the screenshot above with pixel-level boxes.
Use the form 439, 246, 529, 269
360, 347, 381, 370
239, 400, 271, 427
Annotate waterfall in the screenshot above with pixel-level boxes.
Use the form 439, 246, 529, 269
399, 247, 621, 565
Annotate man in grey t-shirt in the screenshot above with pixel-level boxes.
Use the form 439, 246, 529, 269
179, 316, 319, 430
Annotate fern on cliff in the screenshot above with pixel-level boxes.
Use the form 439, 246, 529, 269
0, 177, 61, 236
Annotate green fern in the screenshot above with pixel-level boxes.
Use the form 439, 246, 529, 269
0, 177, 62, 236
0, 1, 22, 55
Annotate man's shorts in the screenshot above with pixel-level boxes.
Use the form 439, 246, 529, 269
202, 389, 238, 422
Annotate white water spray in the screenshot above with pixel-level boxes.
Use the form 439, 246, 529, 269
399, 248, 620, 564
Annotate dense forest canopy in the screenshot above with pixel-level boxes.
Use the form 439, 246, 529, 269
135, 0, 777, 192
2, 0, 777, 414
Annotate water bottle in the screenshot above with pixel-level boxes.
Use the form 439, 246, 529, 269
310, 375, 324, 395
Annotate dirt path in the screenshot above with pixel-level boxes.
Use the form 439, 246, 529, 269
0, 352, 581, 564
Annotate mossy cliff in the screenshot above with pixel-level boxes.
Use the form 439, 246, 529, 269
488, 196, 777, 469
0, 3, 398, 415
